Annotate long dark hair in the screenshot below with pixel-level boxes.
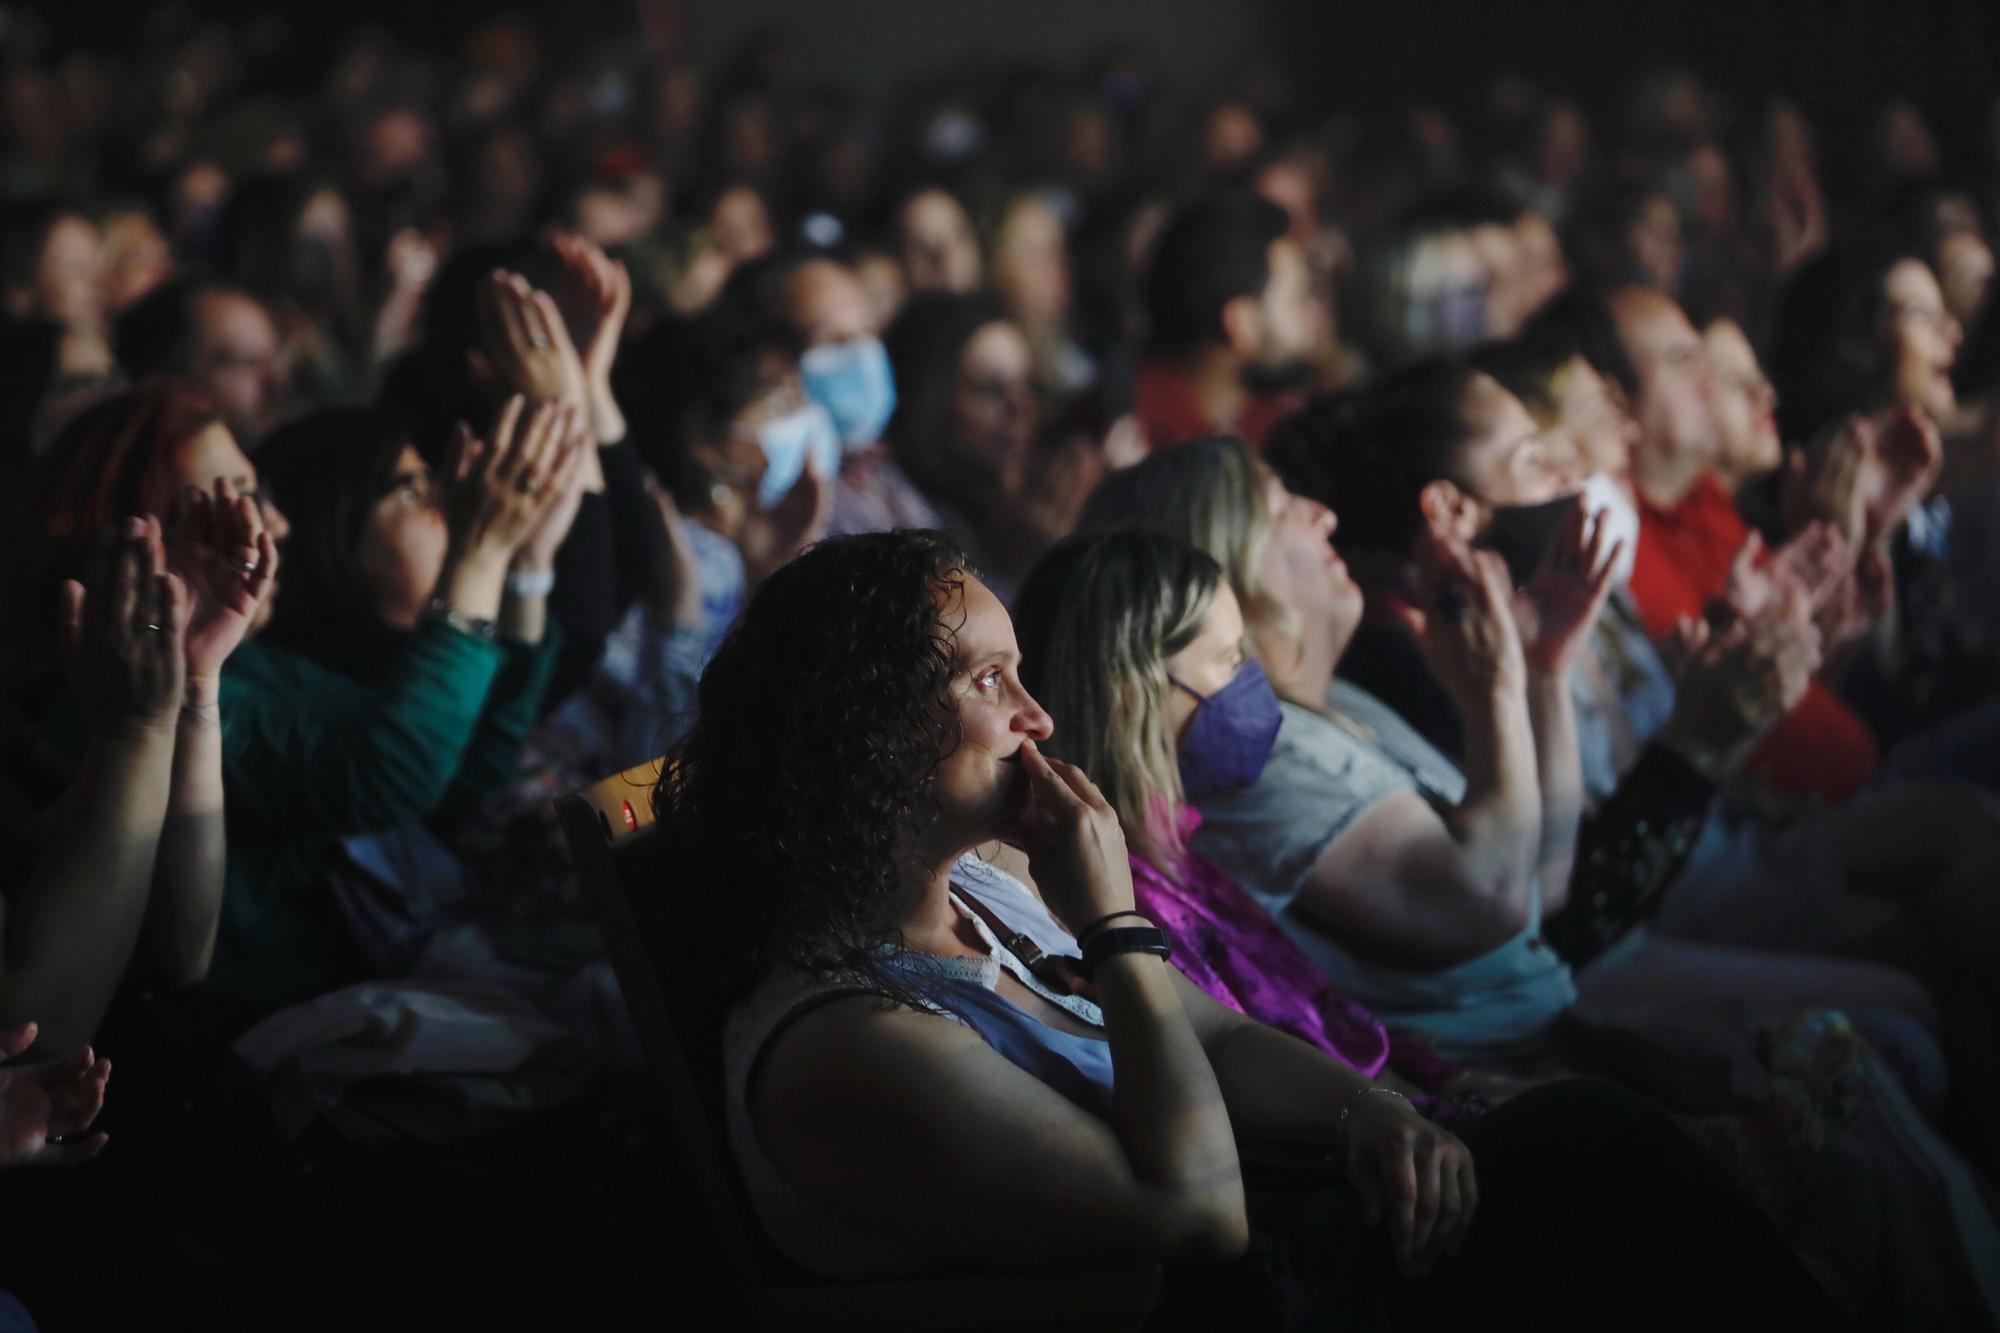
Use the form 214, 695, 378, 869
254, 406, 417, 682
1769, 244, 1930, 444
659, 529, 972, 1002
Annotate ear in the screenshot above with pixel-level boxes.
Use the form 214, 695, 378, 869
1218, 293, 1262, 357
1603, 377, 1640, 431
1418, 478, 1483, 545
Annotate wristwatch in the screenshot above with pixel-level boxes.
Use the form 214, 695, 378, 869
1078, 925, 1172, 979
424, 597, 497, 641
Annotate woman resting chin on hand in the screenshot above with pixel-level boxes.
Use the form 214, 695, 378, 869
664, 528, 1839, 1329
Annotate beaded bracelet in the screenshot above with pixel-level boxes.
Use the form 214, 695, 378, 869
424, 597, 497, 641
1334, 1086, 1410, 1150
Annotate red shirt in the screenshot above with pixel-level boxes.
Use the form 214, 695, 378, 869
1628, 474, 1879, 802
1133, 357, 1302, 453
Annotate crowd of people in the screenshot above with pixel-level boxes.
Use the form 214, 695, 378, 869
5, 8, 2000, 1329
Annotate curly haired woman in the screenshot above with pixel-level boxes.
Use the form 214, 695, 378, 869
660, 528, 1836, 1329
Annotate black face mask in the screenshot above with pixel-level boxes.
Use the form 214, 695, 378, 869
1241, 358, 1314, 395
1479, 493, 1578, 587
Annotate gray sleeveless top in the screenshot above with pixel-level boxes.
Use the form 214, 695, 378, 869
1191, 683, 1577, 1057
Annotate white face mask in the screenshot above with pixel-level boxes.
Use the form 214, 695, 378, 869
754, 402, 841, 509
1578, 473, 1640, 589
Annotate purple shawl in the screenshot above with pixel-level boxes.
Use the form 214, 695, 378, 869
1134, 807, 1459, 1092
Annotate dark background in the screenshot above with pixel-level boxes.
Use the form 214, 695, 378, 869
33, 0, 2000, 176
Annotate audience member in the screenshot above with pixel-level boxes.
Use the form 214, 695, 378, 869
213, 397, 583, 1012
882, 292, 1087, 600
1135, 192, 1322, 450
114, 277, 291, 448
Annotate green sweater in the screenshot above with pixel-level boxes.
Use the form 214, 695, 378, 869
212, 619, 559, 1011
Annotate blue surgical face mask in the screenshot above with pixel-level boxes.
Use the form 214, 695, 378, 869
800, 337, 898, 451
755, 402, 841, 509
1171, 659, 1284, 798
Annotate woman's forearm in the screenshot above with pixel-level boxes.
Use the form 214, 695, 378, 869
1525, 670, 1584, 914
1445, 683, 1543, 913
2, 726, 177, 1052
139, 679, 228, 989
498, 584, 548, 646
1206, 1015, 1378, 1148
1092, 950, 1248, 1253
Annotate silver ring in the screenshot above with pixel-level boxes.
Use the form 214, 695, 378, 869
241, 560, 259, 573
528, 334, 551, 350
143, 622, 163, 632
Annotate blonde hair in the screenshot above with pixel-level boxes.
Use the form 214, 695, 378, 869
1079, 434, 1300, 665
1014, 529, 1222, 871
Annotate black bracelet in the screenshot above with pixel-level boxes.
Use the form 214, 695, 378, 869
1079, 926, 1172, 980
1076, 909, 1151, 943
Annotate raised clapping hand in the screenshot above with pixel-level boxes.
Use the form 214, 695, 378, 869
509, 401, 595, 576
1661, 580, 1821, 773
474, 270, 591, 415
1865, 406, 1943, 542
1780, 417, 1871, 551
167, 480, 279, 684
443, 396, 591, 573
1780, 407, 1943, 551
737, 458, 833, 587
59, 518, 188, 738
0, 1022, 111, 1168
544, 230, 632, 444
1390, 529, 1528, 712
1729, 522, 1884, 656
1512, 501, 1622, 674
641, 472, 703, 627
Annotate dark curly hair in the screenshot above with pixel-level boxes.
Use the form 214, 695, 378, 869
659, 529, 973, 1002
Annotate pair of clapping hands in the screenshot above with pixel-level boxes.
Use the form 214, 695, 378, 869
1653, 515, 1884, 773
60, 486, 278, 738
451, 232, 645, 583
1780, 406, 1942, 556
1391, 504, 1626, 713
472, 230, 631, 463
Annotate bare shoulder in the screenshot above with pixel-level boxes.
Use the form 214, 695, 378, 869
751, 989, 1091, 1202
752, 992, 984, 1124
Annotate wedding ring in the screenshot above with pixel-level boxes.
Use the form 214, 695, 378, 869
143, 622, 163, 632
528, 333, 551, 350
